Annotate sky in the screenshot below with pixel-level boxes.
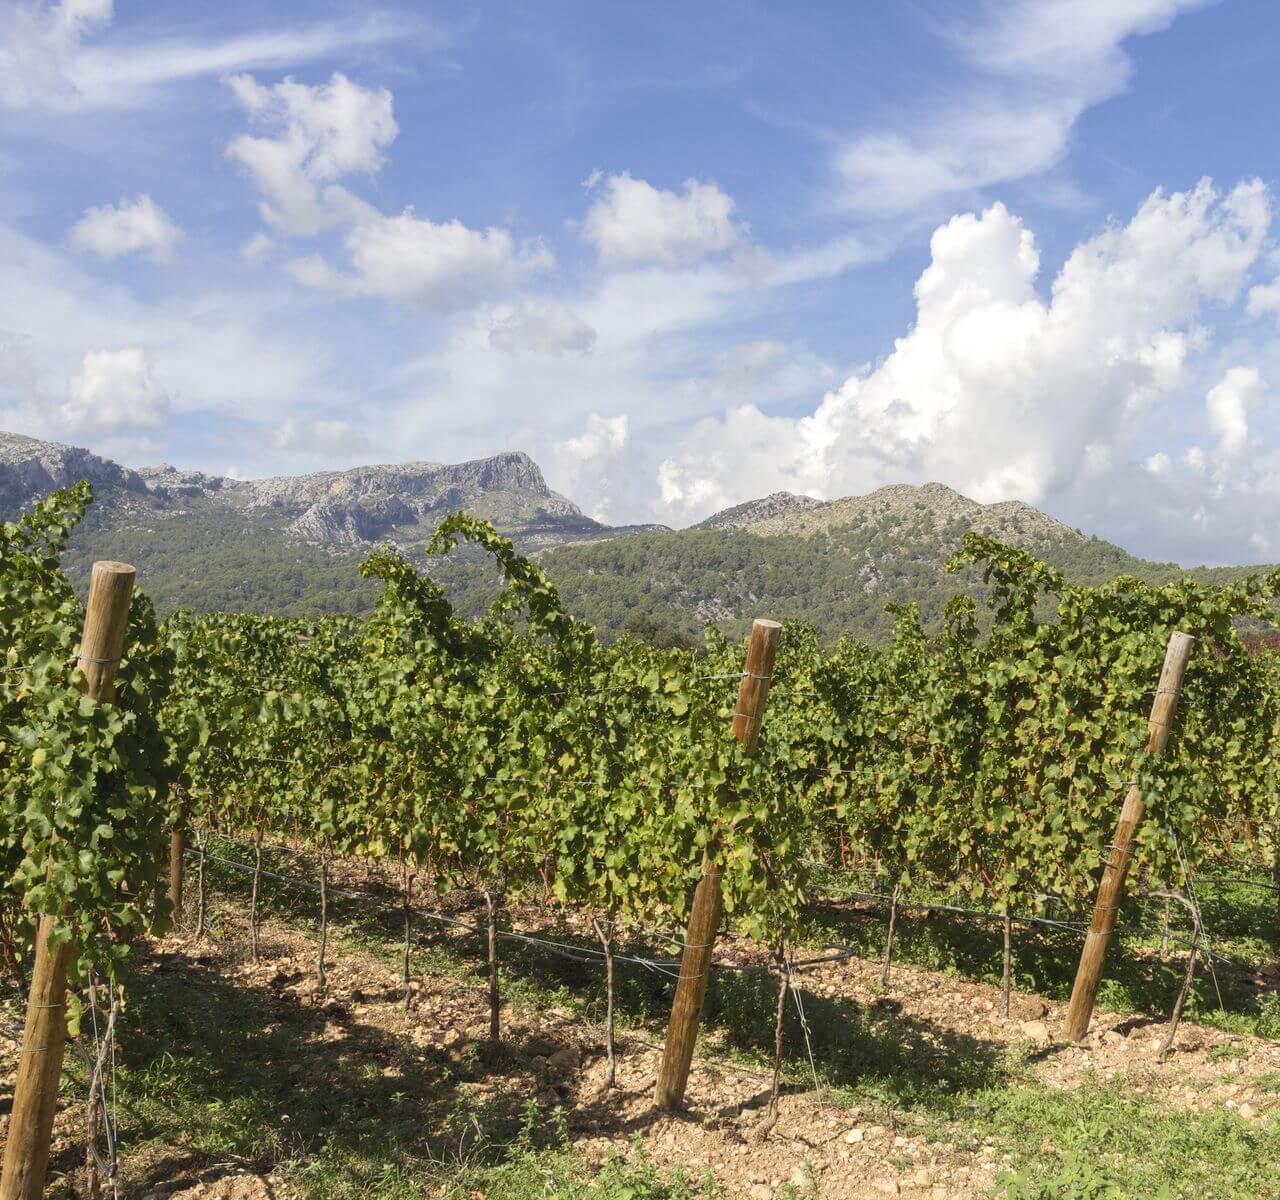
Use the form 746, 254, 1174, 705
2, 0, 1280, 563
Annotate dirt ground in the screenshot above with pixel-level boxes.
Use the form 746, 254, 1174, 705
3, 880, 1278, 1200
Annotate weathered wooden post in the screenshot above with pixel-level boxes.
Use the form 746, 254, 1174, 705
1062, 630, 1193, 1043
655, 618, 781, 1111
169, 822, 185, 926
1, 561, 135, 1200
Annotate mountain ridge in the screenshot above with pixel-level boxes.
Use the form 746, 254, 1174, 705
0, 430, 1085, 551
0, 429, 1256, 641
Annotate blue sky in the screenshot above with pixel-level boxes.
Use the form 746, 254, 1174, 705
2, 1, 1280, 563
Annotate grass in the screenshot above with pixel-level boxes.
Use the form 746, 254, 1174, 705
443, 1108, 717, 1199
984, 1079, 1280, 1199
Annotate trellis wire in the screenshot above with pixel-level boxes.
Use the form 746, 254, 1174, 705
808, 874, 1255, 972
85, 974, 121, 1199
199, 827, 1263, 981
1171, 830, 1226, 1012
191, 838, 859, 985
0, 975, 122, 1191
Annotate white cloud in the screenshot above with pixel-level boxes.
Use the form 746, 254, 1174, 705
1130, 364, 1280, 561
582, 172, 746, 267
488, 300, 596, 355
0, 219, 333, 438
706, 339, 788, 394
0, 331, 40, 397
291, 208, 553, 311
962, 0, 1208, 80
226, 73, 550, 312
1205, 365, 1258, 459
76, 16, 419, 106
61, 347, 170, 431
1, 2, 416, 111
272, 416, 368, 455
344, 210, 552, 308
241, 232, 277, 261
549, 413, 631, 523
285, 252, 345, 290
67, 193, 182, 262
0, 0, 112, 109
1246, 277, 1280, 319
226, 71, 397, 236
835, 0, 1210, 215
656, 178, 1270, 525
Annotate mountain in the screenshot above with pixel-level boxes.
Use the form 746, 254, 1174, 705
0, 430, 1264, 641
696, 492, 827, 531
454, 480, 1170, 642
709, 481, 1082, 544
0, 432, 658, 616
0, 431, 149, 512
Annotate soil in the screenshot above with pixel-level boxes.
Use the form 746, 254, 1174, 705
3, 875, 1277, 1200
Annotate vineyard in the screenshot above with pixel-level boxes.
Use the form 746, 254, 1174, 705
2, 482, 1280, 1199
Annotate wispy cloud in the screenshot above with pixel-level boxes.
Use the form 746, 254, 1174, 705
1, 2, 429, 111
834, 0, 1214, 216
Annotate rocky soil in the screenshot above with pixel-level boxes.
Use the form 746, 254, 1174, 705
7, 872, 1275, 1200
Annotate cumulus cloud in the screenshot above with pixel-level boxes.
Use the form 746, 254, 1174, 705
488, 300, 596, 355
1205, 366, 1259, 459
549, 413, 632, 523
836, 0, 1210, 215
289, 209, 553, 311
582, 172, 746, 267
272, 415, 368, 455
67, 193, 182, 262
225, 71, 397, 235
60, 347, 170, 431
1118, 362, 1280, 561
341, 210, 551, 309
225, 73, 551, 311
657, 178, 1270, 525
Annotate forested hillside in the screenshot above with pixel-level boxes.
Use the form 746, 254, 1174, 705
62, 483, 1274, 643
449, 508, 1191, 642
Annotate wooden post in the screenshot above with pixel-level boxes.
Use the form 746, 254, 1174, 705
0, 561, 135, 1200
1062, 630, 1193, 1043
169, 824, 185, 927
655, 618, 781, 1111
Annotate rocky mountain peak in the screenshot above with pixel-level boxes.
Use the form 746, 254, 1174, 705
242, 449, 567, 512
703, 480, 1085, 547
696, 491, 826, 531
136, 464, 235, 500
0, 430, 147, 514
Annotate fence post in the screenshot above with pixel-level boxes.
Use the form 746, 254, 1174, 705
1062, 630, 1193, 1043
169, 821, 185, 926
655, 618, 781, 1111
0, 561, 135, 1200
